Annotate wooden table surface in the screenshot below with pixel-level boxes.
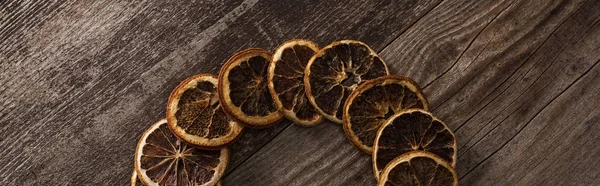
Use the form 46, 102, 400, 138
2, 0, 600, 185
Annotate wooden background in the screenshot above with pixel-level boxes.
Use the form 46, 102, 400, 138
1, 0, 599, 185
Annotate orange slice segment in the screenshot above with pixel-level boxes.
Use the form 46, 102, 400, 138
305, 40, 389, 123
373, 109, 456, 178
134, 119, 228, 186
343, 75, 428, 154
378, 151, 458, 186
268, 39, 323, 126
167, 74, 243, 150
218, 48, 283, 128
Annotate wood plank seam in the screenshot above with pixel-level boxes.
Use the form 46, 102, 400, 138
422, 0, 517, 90
459, 12, 600, 156
514, 104, 600, 184
222, 0, 556, 184
457, 4, 600, 181
3, 0, 598, 184
460, 58, 600, 180
430, 0, 580, 113
222, 0, 448, 176
504, 16, 600, 166
222, 121, 292, 177
452, 0, 592, 134
499, 16, 600, 174
453, 0, 600, 178
458, 2, 599, 155
377, 0, 445, 52
454, 3, 592, 142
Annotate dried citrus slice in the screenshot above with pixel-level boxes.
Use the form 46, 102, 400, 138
378, 151, 458, 186
373, 109, 456, 178
218, 48, 283, 128
131, 170, 142, 186
167, 74, 243, 150
268, 39, 323, 126
134, 119, 228, 186
305, 40, 389, 123
343, 75, 428, 154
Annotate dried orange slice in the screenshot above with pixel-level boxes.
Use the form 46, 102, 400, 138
218, 48, 283, 128
167, 74, 243, 150
378, 151, 458, 186
305, 40, 389, 123
131, 170, 142, 186
268, 39, 323, 126
134, 119, 228, 186
373, 109, 456, 178
343, 75, 428, 154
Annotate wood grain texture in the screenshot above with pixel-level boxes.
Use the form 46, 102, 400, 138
1, 0, 441, 185
459, 0, 600, 184
223, 0, 515, 184
1, 0, 599, 185
1, 1, 251, 185
224, 0, 600, 185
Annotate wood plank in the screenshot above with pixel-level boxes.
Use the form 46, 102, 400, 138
1, 1, 249, 185
222, 0, 524, 185
218, 0, 445, 177
512, 65, 600, 185
0, 0, 443, 185
464, 57, 600, 184
459, 1, 600, 183
380, 0, 600, 182
186, 0, 443, 176
225, 0, 600, 185
435, 0, 598, 177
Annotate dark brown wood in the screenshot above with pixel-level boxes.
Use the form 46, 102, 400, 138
458, 0, 600, 184
1, 0, 599, 185
224, 0, 600, 185
223, 0, 515, 184
0, 0, 441, 185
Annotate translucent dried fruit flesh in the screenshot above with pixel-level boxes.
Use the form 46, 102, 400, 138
269, 40, 322, 126
135, 119, 228, 186
373, 109, 456, 178
167, 74, 243, 149
343, 75, 428, 153
378, 151, 457, 186
219, 48, 283, 128
306, 40, 389, 123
